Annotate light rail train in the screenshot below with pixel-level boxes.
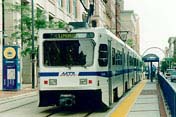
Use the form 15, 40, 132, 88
38, 22, 143, 107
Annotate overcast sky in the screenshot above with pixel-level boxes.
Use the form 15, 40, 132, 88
124, 0, 176, 58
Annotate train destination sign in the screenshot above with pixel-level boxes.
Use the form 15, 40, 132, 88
43, 32, 95, 39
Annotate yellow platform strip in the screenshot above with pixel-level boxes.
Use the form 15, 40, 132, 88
110, 80, 147, 117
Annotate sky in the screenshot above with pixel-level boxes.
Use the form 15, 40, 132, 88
124, 0, 176, 59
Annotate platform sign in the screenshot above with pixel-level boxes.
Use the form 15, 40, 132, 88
3, 46, 21, 90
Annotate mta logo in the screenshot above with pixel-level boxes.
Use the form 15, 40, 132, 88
60, 72, 77, 76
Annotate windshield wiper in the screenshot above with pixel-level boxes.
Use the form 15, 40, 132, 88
81, 65, 88, 68
65, 64, 72, 69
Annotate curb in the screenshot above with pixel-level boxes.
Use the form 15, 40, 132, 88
0, 90, 38, 103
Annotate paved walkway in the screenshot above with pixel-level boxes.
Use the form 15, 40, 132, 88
110, 79, 167, 117
0, 81, 168, 117
0, 84, 37, 101
127, 80, 163, 117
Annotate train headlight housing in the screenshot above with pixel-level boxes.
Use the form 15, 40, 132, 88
80, 79, 87, 85
49, 79, 57, 85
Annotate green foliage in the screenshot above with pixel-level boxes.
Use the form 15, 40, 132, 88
10, 2, 66, 57
126, 38, 134, 47
173, 55, 176, 63
49, 20, 66, 29
57, 21, 66, 28
173, 58, 176, 63
160, 57, 175, 73
35, 9, 47, 30
160, 60, 169, 73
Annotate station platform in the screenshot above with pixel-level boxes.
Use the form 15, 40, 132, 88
0, 84, 37, 101
110, 79, 167, 117
0, 80, 168, 117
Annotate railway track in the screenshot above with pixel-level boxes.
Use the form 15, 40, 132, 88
0, 94, 38, 113
0, 94, 108, 117
45, 106, 94, 117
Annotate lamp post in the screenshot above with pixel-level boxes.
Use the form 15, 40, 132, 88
118, 31, 128, 93
118, 31, 129, 42
31, 0, 35, 89
2, 0, 5, 45
115, 0, 118, 37
79, 0, 94, 23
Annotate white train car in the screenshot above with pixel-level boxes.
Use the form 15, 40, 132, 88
38, 23, 142, 107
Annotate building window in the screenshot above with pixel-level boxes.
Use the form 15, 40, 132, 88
92, 20, 97, 27
66, 0, 71, 13
49, 15, 54, 28
73, 0, 77, 18
58, 0, 63, 7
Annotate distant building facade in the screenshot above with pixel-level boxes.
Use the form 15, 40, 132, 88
3, 0, 88, 84
120, 10, 140, 53
1, 0, 139, 86
168, 37, 176, 58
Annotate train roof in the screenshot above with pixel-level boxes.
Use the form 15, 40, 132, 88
39, 27, 141, 60
95, 28, 141, 58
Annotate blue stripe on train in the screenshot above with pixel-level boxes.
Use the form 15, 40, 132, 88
38, 68, 141, 77
38, 71, 111, 77
79, 71, 112, 77
39, 72, 59, 77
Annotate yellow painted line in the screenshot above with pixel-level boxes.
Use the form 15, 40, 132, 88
110, 80, 147, 117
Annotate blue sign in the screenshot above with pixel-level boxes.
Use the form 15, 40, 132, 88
3, 46, 20, 90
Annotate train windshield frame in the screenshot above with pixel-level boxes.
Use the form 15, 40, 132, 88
43, 39, 95, 67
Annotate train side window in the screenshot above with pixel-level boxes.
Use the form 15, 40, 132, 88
133, 57, 135, 66
130, 56, 133, 66
123, 54, 126, 65
134, 58, 137, 66
112, 48, 116, 65
127, 54, 130, 66
116, 50, 122, 65
98, 44, 108, 66
137, 60, 139, 66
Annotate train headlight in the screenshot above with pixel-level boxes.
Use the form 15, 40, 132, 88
80, 79, 87, 85
49, 79, 57, 85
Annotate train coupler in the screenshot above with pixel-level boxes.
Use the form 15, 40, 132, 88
59, 94, 76, 107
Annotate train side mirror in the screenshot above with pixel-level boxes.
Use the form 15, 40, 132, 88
98, 44, 108, 66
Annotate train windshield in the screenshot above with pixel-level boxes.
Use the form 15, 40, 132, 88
43, 39, 94, 67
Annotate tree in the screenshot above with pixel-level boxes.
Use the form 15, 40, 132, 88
160, 60, 169, 73
10, 2, 66, 57
126, 38, 134, 48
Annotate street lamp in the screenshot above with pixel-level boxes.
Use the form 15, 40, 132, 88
31, 0, 35, 89
117, 31, 128, 93
2, 0, 5, 45
80, 0, 94, 23
118, 31, 129, 42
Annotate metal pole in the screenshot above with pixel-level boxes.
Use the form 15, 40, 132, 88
31, 0, 35, 89
150, 62, 153, 82
2, 0, 5, 45
115, 0, 118, 37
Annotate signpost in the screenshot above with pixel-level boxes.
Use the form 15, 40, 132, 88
3, 46, 21, 90
142, 54, 159, 82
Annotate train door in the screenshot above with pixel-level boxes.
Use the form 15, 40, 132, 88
133, 58, 135, 83
135, 59, 138, 82
108, 40, 113, 105
127, 52, 130, 87
122, 48, 125, 93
